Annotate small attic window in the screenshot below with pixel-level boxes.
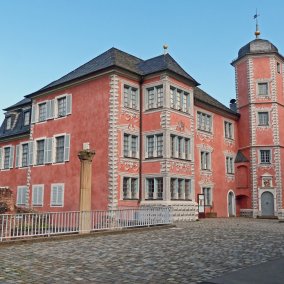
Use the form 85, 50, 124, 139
277, 62, 281, 74
6, 116, 12, 130
24, 111, 30, 126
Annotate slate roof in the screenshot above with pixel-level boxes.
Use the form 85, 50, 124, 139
194, 87, 238, 117
235, 150, 249, 163
27, 48, 199, 97
3, 98, 31, 111
0, 111, 30, 140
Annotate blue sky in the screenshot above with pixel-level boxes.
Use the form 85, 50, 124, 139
1, 0, 284, 120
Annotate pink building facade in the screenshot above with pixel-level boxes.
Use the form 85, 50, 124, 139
1, 35, 283, 219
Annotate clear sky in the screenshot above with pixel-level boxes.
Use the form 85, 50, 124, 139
1, 0, 284, 121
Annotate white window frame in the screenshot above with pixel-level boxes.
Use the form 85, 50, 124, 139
170, 134, 192, 160
50, 183, 64, 207
16, 186, 28, 206
54, 93, 72, 119
121, 176, 139, 200
257, 111, 270, 126
224, 120, 234, 140
144, 84, 164, 110
145, 133, 164, 159
197, 110, 213, 133
144, 177, 164, 200
200, 150, 211, 171
6, 116, 12, 130
170, 86, 191, 113
1, 145, 14, 170
259, 149, 272, 164
123, 133, 139, 159
225, 156, 234, 174
202, 187, 213, 206
37, 101, 48, 122
23, 110, 31, 126
52, 133, 71, 164
257, 81, 270, 97
15, 141, 30, 168
123, 84, 139, 110
170, 178, 192, 200
32, 184, 44, 207
35, 137, 46, 166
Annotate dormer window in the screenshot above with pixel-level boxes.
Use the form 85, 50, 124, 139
6, 117, 12, 130
24, 111, 30, 126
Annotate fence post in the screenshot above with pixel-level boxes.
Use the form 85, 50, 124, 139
78, 149, 95, 234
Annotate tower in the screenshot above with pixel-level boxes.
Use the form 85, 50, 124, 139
232, 23, 284, 218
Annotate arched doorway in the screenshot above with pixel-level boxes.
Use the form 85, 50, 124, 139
261, 191, 274, 217
228, 191, 236, 217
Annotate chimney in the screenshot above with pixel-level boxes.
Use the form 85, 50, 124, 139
230, 99, 237, 112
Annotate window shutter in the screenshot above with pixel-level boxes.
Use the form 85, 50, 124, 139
136, 137, 139, 158
31, 105, 36, 124
0, 147, 2, 170
39, 186, 43, 205
66, 95, 72, 115
58, 185, 64, 206
175, 137, 178, 158
9, 146, 14, 169
28, 141, 34, 166
44, 138, 53, 164
50, 99, 55, 118
46, 100, 55, 120
145, 90, 148, 110
64, 134, 70, 161
32, 186, 37, 205
51, 186, 57, 206
181, 138, 185, 159
153, 135, 157, 157
128, 135, 132, 157
15, 145, 20, 168
145, 179, 148, 199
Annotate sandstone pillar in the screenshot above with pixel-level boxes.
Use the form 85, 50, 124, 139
78, 149, 95, 234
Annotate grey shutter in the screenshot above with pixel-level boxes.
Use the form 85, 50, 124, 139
44, 138, 53, 164
46, 100, 55, 120
32, 186, 37, 205
58, 185, 64, 206
9, 146, 14, 169
51, 185, 57, 206
66, 95, 72, 115
0, 147, 2, 170
145, 136, 148, 158
15, 145, 20, 168
64, 134, 70, 161
28, 141, 34, 166
31, 105, 36, 124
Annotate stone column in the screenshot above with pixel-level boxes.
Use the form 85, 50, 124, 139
78, 149, 95, 234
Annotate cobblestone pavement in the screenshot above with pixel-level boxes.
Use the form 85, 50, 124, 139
0, 218, 284, 284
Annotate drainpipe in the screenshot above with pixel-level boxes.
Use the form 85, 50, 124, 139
138, 76, 144, 205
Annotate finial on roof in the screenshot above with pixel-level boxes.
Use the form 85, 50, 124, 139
163, 44, 168, 55
253, 9, 260, 39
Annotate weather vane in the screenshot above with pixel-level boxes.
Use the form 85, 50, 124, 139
254, 9, 260, 38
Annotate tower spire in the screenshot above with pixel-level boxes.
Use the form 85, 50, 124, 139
254, 9, 260, 39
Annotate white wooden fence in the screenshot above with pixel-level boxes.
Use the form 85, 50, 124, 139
0, 207, 172, 241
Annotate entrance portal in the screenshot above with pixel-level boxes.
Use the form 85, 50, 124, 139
261, 191, 274, 217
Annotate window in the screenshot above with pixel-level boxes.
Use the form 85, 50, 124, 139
123, 85, 138, 110
123, 134, 138, 158
145, 134, 163, 158
260, 150, 271, 164
146, 85, 164, 109
145, 178, 163, 200
170, 135, 191, 160
3, 147, 11, 169
258, 82, 269, 96
23, 111, 30, 126
277, 62, 281, 74
122, 177, 138, 199
21, 143, 29, 167
36, 140, 45, 165
38, 103, 47, 122
201, 151, 211, 170
202, 187, 212, 206
197, 111, 212, 132
170, 178, 192, 200
17, 186, 27, 206
51, 184, 64, 207
6, 117, 12, 130
55, 136, 65, 163
170, 86, 190, 113
226, 156, 234, 174
57, 97, 67, 117
224, 121, 233, 139
32, 185, 44, 206
258, 112, 269, 126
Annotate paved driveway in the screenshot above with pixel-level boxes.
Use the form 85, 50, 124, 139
0, 218, 284, 283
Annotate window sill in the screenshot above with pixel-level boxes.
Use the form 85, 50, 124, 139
145, 156, 163, 160
122, 199, 139, 201
145, 198, 163, 201
170, 107, 190, 114
123, 156, 139, 160
171, 199, 192, 201
170, 157, 192, 162
197, 129, 213, 134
